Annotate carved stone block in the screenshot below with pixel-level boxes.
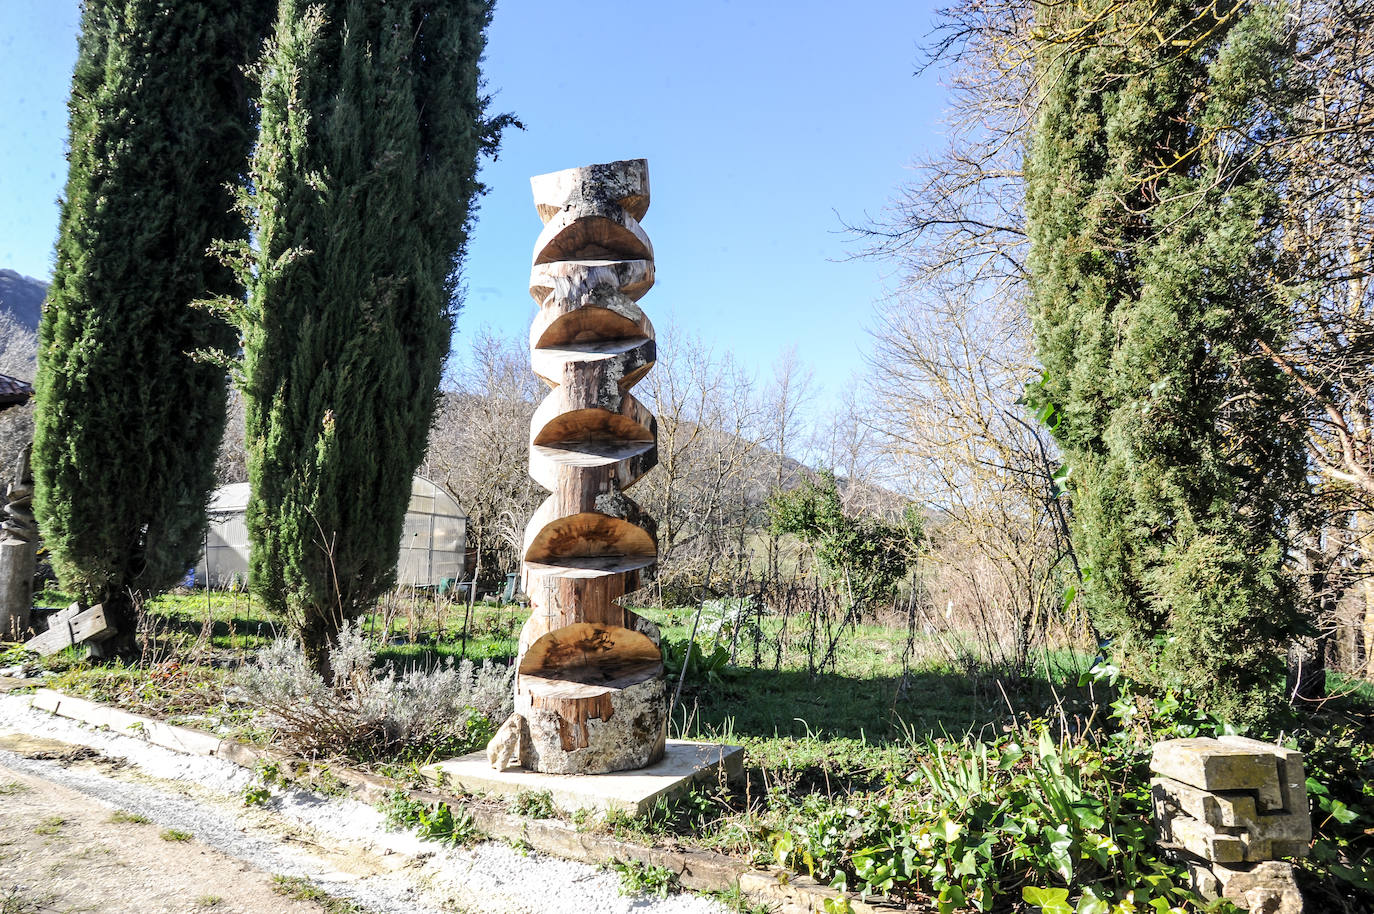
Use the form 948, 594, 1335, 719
1152, 737, 1311, 912
1185, 859, 1303, 914
1151, 737, 1310, 864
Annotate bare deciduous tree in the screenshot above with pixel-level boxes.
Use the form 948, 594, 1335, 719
0, 311, 37, 488
424, 329, 542, 592
636, 323, 764, 597
214, 385, 248, 485
761, 347, 815, 580
851, 0, 1078, 671
868, 288, 1073, 672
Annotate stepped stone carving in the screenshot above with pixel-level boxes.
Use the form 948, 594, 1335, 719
487, 159, 666, 775
0, 447, 37, 641
1151, 736, 1309, 913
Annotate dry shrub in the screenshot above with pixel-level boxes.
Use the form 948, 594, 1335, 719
236, 623, 512, 761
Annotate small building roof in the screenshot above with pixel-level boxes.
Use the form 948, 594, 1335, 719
0, 373, 33, 410
209, 482, 252, 514
207, 476, 464, 517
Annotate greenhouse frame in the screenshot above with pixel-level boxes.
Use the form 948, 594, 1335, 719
193, 476, 467, 589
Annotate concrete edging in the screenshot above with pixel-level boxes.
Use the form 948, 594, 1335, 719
14, 687, 902, 914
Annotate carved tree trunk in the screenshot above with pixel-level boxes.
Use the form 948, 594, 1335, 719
499, 159, 666, 774
0, 446, 37, 641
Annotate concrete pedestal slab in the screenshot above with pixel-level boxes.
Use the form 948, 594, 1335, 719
424, 739, 744, 817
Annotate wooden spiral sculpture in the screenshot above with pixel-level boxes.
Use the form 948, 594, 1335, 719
489, 159, 666, 774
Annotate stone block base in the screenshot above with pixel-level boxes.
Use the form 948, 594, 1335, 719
1186, 859, 1303, 914
424, 739, 743, 817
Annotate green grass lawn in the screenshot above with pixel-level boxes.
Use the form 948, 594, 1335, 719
32, 584, 1095, 765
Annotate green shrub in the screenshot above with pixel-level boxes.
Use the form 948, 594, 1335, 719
33, 0, 272, 640
769, 724, 1198, 913
662, 637, 732, 686
226, 0, 513, 675
235, 625, 511, 762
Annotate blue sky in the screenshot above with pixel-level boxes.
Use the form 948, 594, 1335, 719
1, 1, 946, 400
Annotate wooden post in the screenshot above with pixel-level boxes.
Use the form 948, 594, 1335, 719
0, 446, 37, 641
488, 159, 666, 774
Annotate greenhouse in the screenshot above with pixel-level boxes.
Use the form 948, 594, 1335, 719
194, 475, 466, 589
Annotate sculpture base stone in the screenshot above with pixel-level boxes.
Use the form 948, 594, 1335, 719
423, 739, 743, 818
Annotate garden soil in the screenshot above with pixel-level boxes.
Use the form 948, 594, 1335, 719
0, 752, 335, 914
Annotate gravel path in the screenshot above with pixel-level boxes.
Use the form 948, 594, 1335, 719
0, 694, 727, 914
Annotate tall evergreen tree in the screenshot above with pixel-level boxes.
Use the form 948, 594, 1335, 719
223, 0, 512, 674
34, 0, 272, 644
1024, 1, 1304, 722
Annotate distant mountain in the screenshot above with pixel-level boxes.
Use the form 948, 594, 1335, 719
0, 270, 46, 334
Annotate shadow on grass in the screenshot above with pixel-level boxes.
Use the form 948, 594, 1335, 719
374, 635, 519, 669
675, 664, 1086, 747
144, 613, 283, 651
377, 641, 1086, 750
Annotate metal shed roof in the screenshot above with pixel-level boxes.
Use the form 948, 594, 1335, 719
207, 477, 464, 518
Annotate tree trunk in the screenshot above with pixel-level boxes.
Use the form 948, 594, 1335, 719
96, 587, 139, 657
1361, 510, 1374, 681
1288, 635, 1326, 703
299, 613, 338, 683
1289, 561, 1332, 703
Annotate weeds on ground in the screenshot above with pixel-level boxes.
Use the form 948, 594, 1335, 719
0, 644, 30, 666
194, 895, 223, 908
159, 829, 192, 842
307, 765, 348, 797
375, 760, 434, 790
0, 886, 50, 914
596, 785, 732, 849
0, 782, 27, 796
270, 875, 366, 914
107, 810, 149, 825
607, 859, 678, 898
768, 723, 1202, 913
241, 758, 349, 807
503, 835, 532, 855
43, 658, 230, 721
377, 788, 480, 846
242, 759, 286, 807
711, 884, 772, 914
241, 782, 272, 807
31, 816, 65, 836
507, 789, 555, 819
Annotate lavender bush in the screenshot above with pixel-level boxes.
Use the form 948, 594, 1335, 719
236, 623, 512, 761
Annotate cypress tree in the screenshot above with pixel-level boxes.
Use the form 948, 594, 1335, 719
1024, 1, 1303, 723
225, 0, 512, 675
33, 0, 272, 644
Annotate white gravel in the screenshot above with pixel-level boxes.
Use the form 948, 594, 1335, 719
0, 693, 727, 914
